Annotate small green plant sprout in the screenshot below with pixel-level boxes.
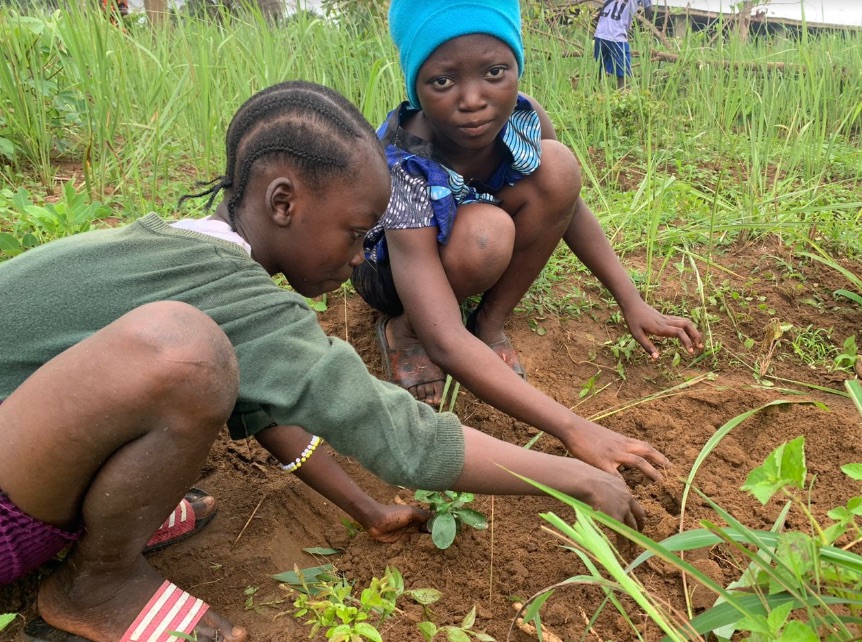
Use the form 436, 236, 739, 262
417, 606, 496, 641
0, 614, 18, 633
833, 335, 859, 372
604, 334, 639, 380
513, 427, 862, 642
414, 490, 488, 550
282, 565, 407, 642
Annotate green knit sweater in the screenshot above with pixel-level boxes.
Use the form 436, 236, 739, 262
0, 214, 464, 490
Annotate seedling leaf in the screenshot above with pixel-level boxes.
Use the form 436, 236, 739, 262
742, 436, 806, 504
841, 463, 862, 481
407, 588, 442, 605
430, 512, 457, 549
272, 563, 334, 585
302, 547, 340, 555
453, 508, 488, 530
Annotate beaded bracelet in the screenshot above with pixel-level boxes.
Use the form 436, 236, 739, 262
280, 435, 322, 473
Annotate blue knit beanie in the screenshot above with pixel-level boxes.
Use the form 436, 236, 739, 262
389, 0, 524, 109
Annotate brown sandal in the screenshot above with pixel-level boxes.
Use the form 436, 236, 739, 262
375, 317, 446, 400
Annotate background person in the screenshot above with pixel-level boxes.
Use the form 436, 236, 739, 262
594, 0, 656, 88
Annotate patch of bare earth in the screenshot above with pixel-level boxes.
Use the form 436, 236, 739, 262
2, 240, 860, 641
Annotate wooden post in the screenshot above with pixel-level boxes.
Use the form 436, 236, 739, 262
143, 0, 168, 25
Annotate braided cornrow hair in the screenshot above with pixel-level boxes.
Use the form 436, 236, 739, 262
179, 80, 383, 229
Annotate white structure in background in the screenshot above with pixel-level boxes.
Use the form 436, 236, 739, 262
656, 0, 862, 27
126, 0, 323, 16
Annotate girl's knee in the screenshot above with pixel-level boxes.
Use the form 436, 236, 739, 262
111, 302, 239, 415
443, 203, 515, 281
536, 141, 582, 204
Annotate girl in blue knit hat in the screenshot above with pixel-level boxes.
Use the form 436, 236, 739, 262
353, 0, 703, 481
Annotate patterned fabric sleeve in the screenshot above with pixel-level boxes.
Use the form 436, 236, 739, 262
385, 162, 434, 230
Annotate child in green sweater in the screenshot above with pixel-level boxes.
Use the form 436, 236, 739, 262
0, 80, 661, 642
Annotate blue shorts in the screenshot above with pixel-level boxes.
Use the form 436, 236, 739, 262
594, 37, 632, 77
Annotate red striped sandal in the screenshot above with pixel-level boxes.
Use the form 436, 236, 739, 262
143, 487, 218, 553
23, 580, 211, 642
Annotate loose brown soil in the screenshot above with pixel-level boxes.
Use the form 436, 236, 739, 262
2, 239, 860, 642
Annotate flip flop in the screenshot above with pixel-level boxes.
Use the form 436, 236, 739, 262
465, 307, 527, 380
143, 487, 217, 554
22, 580, 210, 642
375, 316, 446, 403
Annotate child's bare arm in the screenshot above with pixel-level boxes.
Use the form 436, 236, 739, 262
563, 197, 703, 358
255, 424, 430, 543
452, 426, 645, 530
386, 221, 669, 481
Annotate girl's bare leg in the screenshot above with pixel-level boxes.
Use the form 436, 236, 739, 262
467, 140, 581, 345
0, 301, 246, 642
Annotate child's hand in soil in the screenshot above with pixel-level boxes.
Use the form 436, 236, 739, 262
564, 419, 670, 483
621, 299, 703, 359
363, 503, 432, 543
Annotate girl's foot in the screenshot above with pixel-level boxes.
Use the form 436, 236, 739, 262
36, 558, 247, 642
376, 316, 446, 407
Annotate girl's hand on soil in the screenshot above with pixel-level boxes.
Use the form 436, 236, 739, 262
563, 420, 670, 483
582, 468, 646, 531
622, 300, 703, 360
363, 503, 432, 543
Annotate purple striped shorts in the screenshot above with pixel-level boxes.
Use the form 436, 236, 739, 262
0, 399, 83, 584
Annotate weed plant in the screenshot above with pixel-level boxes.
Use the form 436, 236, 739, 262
516, 401, 862, 642
1, 2, 860, 267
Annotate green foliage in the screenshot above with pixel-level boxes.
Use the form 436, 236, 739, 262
0, 614, 17, 632
0, 183, 111, 259
281, 565, 489, 642
519, 431, 862, 642
287, 565, 404, 641
414, 490, 488, 550
417, 606, 496, 641
833, 335, 858, 371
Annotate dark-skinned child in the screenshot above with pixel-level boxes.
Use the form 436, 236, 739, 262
2, 80, 654, 642
352, 0, 704, 481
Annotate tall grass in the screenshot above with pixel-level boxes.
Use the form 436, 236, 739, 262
1, 2, 860, 257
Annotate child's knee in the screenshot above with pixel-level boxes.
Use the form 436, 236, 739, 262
538, 141, 582, 203
446, 204, 515, 275
113, 302, 239, 414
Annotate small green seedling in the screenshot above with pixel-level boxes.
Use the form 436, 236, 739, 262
417, 606, 496, 641
414, 490, 488, 550
284, 565, 406, 642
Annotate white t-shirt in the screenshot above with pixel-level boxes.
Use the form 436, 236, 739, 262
594, 0, 652, 42
170, 217, 252, 255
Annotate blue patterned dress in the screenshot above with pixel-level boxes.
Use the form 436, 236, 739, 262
353, 95, 543, 315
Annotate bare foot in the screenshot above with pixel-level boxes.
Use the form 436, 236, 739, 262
36, 558, 247, 642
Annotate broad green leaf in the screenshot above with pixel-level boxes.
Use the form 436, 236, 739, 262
431, 512, 457, 549
834, 289, 862, 306
841, 463, 862, 481
742, 436, 807, 504
0, 614, 17, 632
0, 233, 21, 252
781, 621, 819, 642
354, 622, 383, 642
445, 627, 471, 642
271, 563, 334, 584
302, 547, 340, 555
0, 137, 14, 160
407, 588, 442, 605
454, 508, 488, 529
461, 606, 476, 629
417, 621, 437, 640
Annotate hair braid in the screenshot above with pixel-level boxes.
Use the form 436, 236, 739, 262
179, 80, 383, 230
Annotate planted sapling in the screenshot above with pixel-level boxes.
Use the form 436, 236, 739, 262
414, 490, 488, 550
